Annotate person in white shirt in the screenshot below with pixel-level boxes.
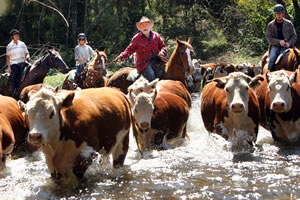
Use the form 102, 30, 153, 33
74, 33, 96, 87
6, 29, 29, 98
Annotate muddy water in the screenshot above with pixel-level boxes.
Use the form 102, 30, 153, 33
0, 93, 299, 200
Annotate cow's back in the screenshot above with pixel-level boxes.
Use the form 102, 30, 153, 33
151, 91, 190, 141
157, 80, 192, 107
201, 81, 226, 132
0, 95, 26, 150
60, 87, 132, 152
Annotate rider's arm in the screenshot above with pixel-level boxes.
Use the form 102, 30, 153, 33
286, 21, 297, 47
266, 21, 281, 46
6, 55, 11, 73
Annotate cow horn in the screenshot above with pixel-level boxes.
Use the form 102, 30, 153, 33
150, 89, 157, 102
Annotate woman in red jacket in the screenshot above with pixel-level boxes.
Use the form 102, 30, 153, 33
114, 16, 167, 81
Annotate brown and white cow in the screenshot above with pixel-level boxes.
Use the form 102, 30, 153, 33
255, 70, 300, 143
129, 89, 189, 151
201, 72, 264, 148
0, 95, 27, 172
19, 87, 132, 179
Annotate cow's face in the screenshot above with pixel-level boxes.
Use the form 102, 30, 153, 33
214, 65, 228, 78
214, 72, 264, 113
22, 89, 75, 146
129, 90, 157, 131
267, 70, 297, 113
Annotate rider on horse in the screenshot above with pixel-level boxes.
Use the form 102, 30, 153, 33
6, 29, 30, 98
266, 4, 297, 72
113, 16, 167, 82
74, 33, 96, 88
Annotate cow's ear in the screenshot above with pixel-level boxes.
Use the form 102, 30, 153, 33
17, 100, 26, 113
249, 75, 264, 89
213, 78, 226, 88
57, 92, 75, 108
127, 89, 136, 104
266, 71, 271, 83
289, 71, 297, 84
150, 89, 157, 102
149, 78, 159, 89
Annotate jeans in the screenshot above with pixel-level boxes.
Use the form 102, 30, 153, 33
10, 63, 25, 98
268, 46, 282, 71
142, 63, 156, 82
76, 64, 84, 77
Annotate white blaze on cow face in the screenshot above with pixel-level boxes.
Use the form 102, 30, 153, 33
131, 91, 156, 131
267, 70, 296, 113
25, 89, 73, 146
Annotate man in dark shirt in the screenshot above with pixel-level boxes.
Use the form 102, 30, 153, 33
266, 4, 297, 71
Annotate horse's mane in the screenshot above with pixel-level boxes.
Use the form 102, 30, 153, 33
165, 40, 192, 71
30, 50, 60, 71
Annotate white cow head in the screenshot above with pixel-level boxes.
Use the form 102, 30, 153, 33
18, 88, 75, 146
266, 70, 297, 113
127, 77, 159, 105
129, 89, 157, 131
214, 72, 264, 113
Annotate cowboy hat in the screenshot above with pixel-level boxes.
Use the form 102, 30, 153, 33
136, 16, 154, 31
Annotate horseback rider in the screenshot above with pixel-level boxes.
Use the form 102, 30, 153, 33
113, 16, 167, 82
266, 4, 297, 72
6, 29, 30, 98
74, 33, 96, 87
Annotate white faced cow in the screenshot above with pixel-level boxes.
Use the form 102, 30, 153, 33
255, 70, 300, 143
201, 72, 264, 149
19, 87, 132, 179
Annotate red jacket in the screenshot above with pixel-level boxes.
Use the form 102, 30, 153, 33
119, 31, 167, 73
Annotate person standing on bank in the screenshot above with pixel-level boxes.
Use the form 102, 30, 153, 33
266, 4, 297, 72
6, 29, 29, 98
74, 33, 96, 87
113, 16, 167, 82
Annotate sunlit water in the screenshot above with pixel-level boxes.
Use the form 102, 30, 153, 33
1, 93, 299, 200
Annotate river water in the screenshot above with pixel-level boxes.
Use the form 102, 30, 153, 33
1, 93, 299, 200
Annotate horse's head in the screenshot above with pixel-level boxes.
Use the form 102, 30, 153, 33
90, 49, 107, 76
46, 49, 69, 73
168, 38, 195, 76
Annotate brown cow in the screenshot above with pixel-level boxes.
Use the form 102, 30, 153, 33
201, 72, 264, 149
18, 87, 133, 179
255, 70, 300, 143
129, 89, 189, 151
0, 95, 27, 172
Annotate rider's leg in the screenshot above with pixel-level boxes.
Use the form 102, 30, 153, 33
268, 46, 281, 72
142, 63, 156, 82
11, 63, 25, 98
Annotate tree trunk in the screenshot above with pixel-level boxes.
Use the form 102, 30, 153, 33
72, 0, 78, 46
292, 0, 300, 48
84, 0, 88, 34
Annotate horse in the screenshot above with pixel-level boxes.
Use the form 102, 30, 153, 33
106, 38, 195, 94
0, 49, 69, 97
261, 47, 300, 74
62, 50, 107, 90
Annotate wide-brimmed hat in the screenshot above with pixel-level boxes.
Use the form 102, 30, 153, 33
9, 29, 19, 36
136, 16, 154, 31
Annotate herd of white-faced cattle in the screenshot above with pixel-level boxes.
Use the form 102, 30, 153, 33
0, 60, 299, 180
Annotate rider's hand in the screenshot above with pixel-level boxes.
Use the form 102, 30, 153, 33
158, 52, 165, 58
113, 56, 121, 63
280, 40, 286, 47
285, 42, 290, 48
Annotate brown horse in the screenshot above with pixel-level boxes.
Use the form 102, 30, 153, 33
106, 38, 195, 94
62, 50, 107, 89
261, 47, 300, 74
0, 49, 69, 97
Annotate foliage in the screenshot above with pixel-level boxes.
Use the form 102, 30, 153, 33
0, 0, 299, 70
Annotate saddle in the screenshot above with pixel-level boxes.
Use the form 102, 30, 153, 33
275, 48, 290, 64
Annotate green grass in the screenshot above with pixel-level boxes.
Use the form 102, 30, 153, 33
43, 73, 67, 88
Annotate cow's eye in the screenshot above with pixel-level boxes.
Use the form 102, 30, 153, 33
135, 109, 138, 114
49, 111, 55, 119
287, 85, 290, 91
226, 88, 230, 93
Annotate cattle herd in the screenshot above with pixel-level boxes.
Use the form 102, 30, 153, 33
0, 58, 300, 181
